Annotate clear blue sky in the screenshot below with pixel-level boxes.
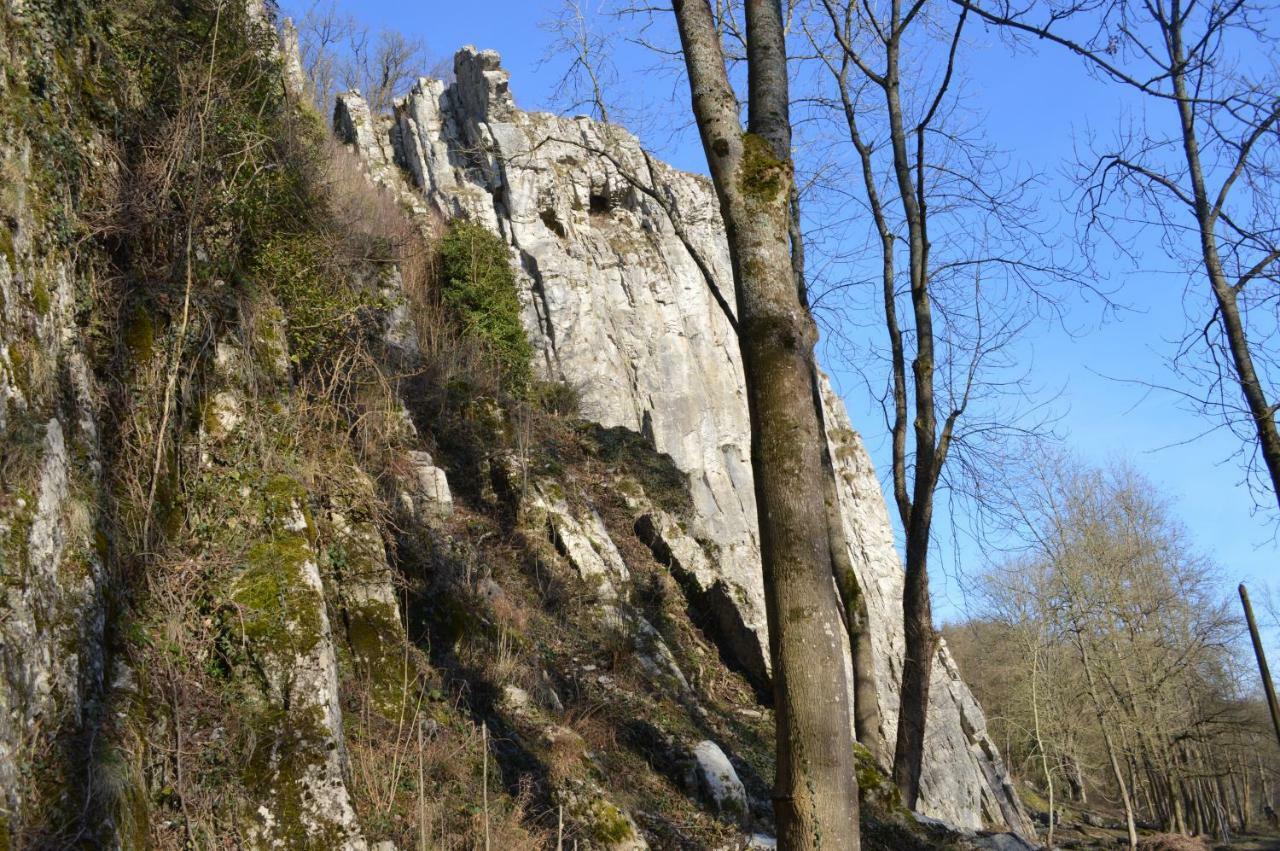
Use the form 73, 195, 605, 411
281, 1, 1279, 652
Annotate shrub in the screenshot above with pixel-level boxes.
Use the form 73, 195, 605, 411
436, 219, 533, 394
252, 233, 383, 369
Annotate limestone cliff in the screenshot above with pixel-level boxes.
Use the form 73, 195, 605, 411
342, 46, 1030, 834
0, 1, 1034, 846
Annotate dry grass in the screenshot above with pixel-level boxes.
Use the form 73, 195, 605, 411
316, 138, 460, 366
344, 678, 552, 849
1137, 835, 1212, 851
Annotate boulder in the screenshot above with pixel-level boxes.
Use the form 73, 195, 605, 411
690, 740, 748, 820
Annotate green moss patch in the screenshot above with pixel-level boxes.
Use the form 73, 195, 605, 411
739, 132, 787, 203
231, 536, 324, 659
241, 705, 346, 849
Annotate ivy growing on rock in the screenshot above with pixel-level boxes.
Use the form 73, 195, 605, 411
437, 218, 533, 394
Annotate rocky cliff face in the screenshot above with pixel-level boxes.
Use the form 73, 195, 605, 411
0, 2, 1034, 844
338, 46, 1030, 834
0, 4, 110, 832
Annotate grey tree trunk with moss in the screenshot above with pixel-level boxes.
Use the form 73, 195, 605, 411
670, 0, 861, 847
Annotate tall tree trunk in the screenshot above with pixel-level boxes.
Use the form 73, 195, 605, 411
826, 490, 890, 767
1177, 743, 1200, 835
821, 2, 956, 807
670, 1, 861, 846
1078, 638, 1138, 849
1223, 769, 1241, 835
1258, 752, 1272, 824
1238, 755, 1250, 831
1031, 643, 1055, 848
827, 64, 894, 771
1240, 584, 1280, 748
1163, 2, 1280, 511
894, 542, 936, 810
883, 11, 942, 808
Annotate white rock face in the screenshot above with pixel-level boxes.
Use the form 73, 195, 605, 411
391, 49, 769, 686
526, 479, 631, 600
341, 47, 1029, 833
403, 449, 454, 519
691, 740, 748, 819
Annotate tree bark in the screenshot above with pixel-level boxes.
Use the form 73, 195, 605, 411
1158, 0, 1280, 513
1240, 584, 1280, 749
826, 472, 891, 768
1031, 642, 1055, 847
801, 86, 890, 768
1066, 755, 1087, 804
671, 1, 861, 846
1077, 636, 1138, 849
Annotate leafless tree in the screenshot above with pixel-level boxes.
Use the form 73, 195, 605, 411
793, 0, 1083, 805
959, 456, 1273, 846
953, 0, 1280, 516
295, 2, 434, 115
670, 0, 862, 846
539, 0, 618, 122
346, 27, 430, 115
294, 1, 357, 111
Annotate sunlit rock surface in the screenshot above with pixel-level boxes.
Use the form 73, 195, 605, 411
341, 46, 1031, 834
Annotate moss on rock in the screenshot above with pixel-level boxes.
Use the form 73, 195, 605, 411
231, 536, 324, 659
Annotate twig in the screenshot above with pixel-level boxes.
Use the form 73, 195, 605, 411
482, 721, 491, 851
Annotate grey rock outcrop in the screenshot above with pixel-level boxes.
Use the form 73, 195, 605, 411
401, 449, 454, 519
341, 46, 1029, 834
0, 138, 107, 833
204, 331, 372, 849
691, 740, 748, 819
526, 479, 632, 601
521, 473, 693, 696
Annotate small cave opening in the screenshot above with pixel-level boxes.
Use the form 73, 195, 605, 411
539, 207, 567, 239
589, 190, 614, 217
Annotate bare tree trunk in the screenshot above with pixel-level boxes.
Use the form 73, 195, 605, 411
1031, 643, 1055, 847
1230, 768, 1243, 832
1237, 755, 1250, 831
1258, 752, 1272, 823
814, 0, 978, 808
1177, 743, 1201, 835
1133, 755, 1154, 825
1066, 755, 1087, 804
823, 62, 893, 771
886, 26, 942, 806
1163, 734, 1189, 834
1240, 584, 1280, 748
1078, 639, 1138, 849
670, 1, 861, 846
1190, 746, 1213, 837
827, 499, 890, 767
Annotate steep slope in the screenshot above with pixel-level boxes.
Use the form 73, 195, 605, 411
341, 46, 1030, 834
0, 4, 809, 846
0, 1, 1034, 847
